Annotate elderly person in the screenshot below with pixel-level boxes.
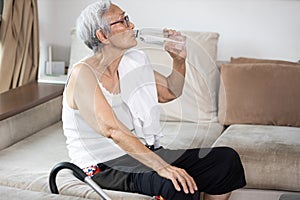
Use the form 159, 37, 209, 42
62, 1, 246, 200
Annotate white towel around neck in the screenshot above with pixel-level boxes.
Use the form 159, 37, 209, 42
118, 49, 163, 148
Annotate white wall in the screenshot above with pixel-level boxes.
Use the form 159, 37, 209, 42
38, 0, 300, 71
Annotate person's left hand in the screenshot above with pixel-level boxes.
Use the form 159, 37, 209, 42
156, 164, 198, 194
163, 29, 187, 63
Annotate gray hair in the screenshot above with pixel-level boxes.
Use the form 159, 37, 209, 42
76, 0, 111, 53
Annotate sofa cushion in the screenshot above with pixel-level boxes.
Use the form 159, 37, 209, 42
69, 29, 221, 123
0, 170, 154, 200
230, 57, 300, 65
0, 122, 69, 171
280, 193, 300, 200
213, 124, 300, 192
0, 185, 90, 200
218, 62, 300, 127
229, 188, 298, 200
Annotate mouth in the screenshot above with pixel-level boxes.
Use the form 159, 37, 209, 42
130, 30, 137, 39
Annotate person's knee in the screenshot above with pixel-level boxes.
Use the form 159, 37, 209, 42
211, 147, 245, 179
216, 147, 245, 180
159, 180, 177, 198
159, 179, 200, 200
215, 147, 241, 164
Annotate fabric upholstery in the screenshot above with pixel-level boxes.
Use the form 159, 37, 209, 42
0, 185, 90, 200
213, 124, 300, 192
279, 193, 300, 200
0, 96, 62, 150
218, 62, 300, 127
230, 57, 300, 65
0, 171, 154, 200
230, 188, 298, 200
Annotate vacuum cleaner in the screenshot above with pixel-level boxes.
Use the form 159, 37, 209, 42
49, 161, 112, 200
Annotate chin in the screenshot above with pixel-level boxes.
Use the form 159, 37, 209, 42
128, 39, 137, 48
132, 39, 138, 47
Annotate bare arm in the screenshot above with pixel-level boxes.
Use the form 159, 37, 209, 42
155, 29, 187, 103
68, 64, 197, 194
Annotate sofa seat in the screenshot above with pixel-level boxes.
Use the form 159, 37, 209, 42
0, 185, 90, 200
213, 124, 300, 192
0, 117, 223, 199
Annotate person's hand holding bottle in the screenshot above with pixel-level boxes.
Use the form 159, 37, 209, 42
163, 29, 187, 62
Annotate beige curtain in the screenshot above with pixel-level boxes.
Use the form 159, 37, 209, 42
0, 0, 39, 93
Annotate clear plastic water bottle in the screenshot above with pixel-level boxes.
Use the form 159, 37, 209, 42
134, 28, 185, 46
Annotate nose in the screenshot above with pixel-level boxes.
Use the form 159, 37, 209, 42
129, 22, 135, 30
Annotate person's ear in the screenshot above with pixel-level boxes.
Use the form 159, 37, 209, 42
95, 29, 109, 44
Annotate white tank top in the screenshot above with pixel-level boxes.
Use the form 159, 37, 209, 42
62, 62, 134, 168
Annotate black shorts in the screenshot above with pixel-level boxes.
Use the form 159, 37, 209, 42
92, 147, 246, 200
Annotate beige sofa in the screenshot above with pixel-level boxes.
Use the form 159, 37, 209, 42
0, 30, 299, 200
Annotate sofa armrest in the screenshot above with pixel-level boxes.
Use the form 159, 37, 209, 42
0, 82, 64, 121
0, 82, 64, 150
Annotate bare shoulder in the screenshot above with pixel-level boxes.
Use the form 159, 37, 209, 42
71, 61, 99, 85
65, 62, 97, 109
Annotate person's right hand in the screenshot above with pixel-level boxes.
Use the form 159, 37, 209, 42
156, 164, 198, 194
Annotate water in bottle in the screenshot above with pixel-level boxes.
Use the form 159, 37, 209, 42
134, 28, 185, 46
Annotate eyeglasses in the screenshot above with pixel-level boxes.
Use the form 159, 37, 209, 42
109, 15, 130, 27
